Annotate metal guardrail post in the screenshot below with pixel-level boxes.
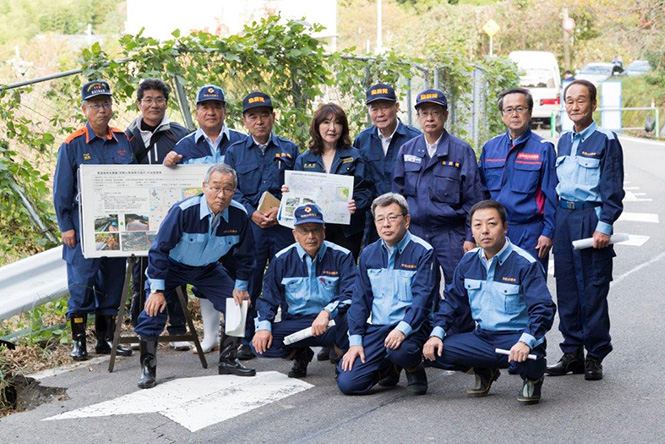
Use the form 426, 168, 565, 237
433, 68, 439, 90
551, 112, 556, 138
406, 77, 412, 126
656, 108, 660, 139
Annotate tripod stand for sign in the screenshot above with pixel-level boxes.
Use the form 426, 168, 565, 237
108, 255, 207, 372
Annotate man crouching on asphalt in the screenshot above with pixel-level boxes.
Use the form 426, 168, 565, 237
134, 164, 256, 388
337, 193, 436, 396
423, 200, 556, 404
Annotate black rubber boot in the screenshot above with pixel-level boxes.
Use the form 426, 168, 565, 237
95, 315, 132, 356
405, 362, 428, 395
218, 332, 256, 377
467, 368, 500, 397
378, 363, 402, 387
317, 346, 331, 361
518, 376, 544, 404
237, 343, 256, 361
69, 314, 88, 361
545, 347, 585, 376
288, 347, 314, 378
138, 339, 157, 389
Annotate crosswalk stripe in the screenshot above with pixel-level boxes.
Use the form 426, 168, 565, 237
617, 212, 659, 223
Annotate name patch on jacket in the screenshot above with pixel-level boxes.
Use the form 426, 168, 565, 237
502, 276, 517, 282
322, 270, 339, 276
83, 153, 91, 160
275, 152, 292, 158
580, 151, 599, 158
222, 229, 238, 235
401, 263, 417, 269
442, 160, 460, 168
516, 152, 540, 161
304, 162, 317, 168
341, 157, 354, 164
404, 154, 422, 164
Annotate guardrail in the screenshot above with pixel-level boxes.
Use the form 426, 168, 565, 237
550, 106, 660, 138
0, 246, 67, 321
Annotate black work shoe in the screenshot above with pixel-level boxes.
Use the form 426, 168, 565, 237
584, 357, 603, 380
288, 347, 314, 378
467, 368, 500, 397
237, 344, 256, 361
219, 333, 256, 377
518, 377, 544, 404
405, 363, 428, 395
317, 346, 331, 361
545, 348, 585, 376
378, 364, 402, 387
138, 339, 157, 389
69, 315, 88, 361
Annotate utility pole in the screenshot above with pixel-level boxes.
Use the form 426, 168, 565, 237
562, 8, 573, 70
376, 0, 383, 54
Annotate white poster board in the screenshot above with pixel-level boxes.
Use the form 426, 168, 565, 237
278, 170, 354, 229
79, 165, 210, 258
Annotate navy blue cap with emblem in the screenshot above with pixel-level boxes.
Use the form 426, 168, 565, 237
415, 89, 448, 109
242, 91, 273, 113
366, 83, 397, 104
294, 204, 325, 226
81, 80, 112, 100
196, 85, 226, 105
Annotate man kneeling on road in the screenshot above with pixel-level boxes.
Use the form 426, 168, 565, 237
134, 164, 255, 389
337, 193, 435, 396
252, 204, 356, 378
423, 200, 556, 404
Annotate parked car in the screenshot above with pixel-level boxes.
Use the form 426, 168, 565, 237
576, 63, 614, 86
624, 60, 652, 76
508, 51, 561, 125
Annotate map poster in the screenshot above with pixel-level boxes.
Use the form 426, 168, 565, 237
78, 164, 210, 258
277, 170, 354, 229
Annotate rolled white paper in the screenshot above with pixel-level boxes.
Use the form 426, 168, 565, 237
572, 233, 629, 250
495, 348, 538, 361
283, 320, 336, 345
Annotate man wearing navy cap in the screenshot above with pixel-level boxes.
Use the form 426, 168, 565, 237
354, 83, 420, 245
337, 193, 435, 396
163, 85, 245, 166
162, 85, 246, 354
251, 204, 355, 378
393, 89, 483, 286
225, 91, 300, 360
53, 80, 134, 361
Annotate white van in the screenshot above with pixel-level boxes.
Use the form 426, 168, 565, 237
508, 51, 561, 125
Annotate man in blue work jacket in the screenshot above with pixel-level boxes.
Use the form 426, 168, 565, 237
354, 83, 420, 244
162, 85, 246, 354
337, 193, 435, 396
393, 89, 483, 286
546, 79, 625, 381
225, 91, 300, 360
423, 200, 556, 404
125, 78, 190, 350
134, 164, 256, 389
478, 88, 557, 270
163, 85, 245, 166
252, 204, 356, 378
53, 80, 134, 361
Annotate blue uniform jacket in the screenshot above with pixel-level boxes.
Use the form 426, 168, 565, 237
353, 120, 421, 198
392, 132, 482, 241
295, 146, 373, 237
431, 239, 556, 349
224, 134, 300, 215
173, 126, 246, 164
53, 123, 134, 236
479, 128, 558, 238
348, 231, 436, 346
255, 241, 357, 331
556, 122, 625, 234
146, 194, 254, 292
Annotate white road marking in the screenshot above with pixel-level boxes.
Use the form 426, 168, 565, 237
44, 371, 313, 432
617, 212, 659, 223
624, 187, 640, 190
28, 356, 111, 381
612, 250, 665, 287
616, 234, 650, 247
620, 135, 665, 147
624, 191, 652, 202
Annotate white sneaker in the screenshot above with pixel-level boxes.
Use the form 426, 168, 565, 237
171, 341, 191, 351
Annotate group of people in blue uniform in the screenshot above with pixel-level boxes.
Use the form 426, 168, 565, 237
53, 76, 624, 404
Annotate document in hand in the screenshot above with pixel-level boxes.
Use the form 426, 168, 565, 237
225, 299, 249, 337
257, 191, 281, 215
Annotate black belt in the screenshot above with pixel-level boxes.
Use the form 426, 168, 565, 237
559, 200, 602, 210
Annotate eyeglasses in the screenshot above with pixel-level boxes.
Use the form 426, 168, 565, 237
501, 106, 528, 115
141, 97, 167, 106
374, 213, 404, 224
296, 226, 324, 236
206, 185, 235, 196
418, 110, 444, 118
87, 102, 112, 111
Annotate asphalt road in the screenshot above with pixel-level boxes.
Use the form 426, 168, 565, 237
2, 135, 664, 444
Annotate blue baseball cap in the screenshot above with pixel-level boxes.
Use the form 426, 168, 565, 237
293, 204, 325, 226
242, 91, 273, 113
81, 80, 112, 101
196, 85, 226, 105
415, 89, 448, 109
366, 83, 397, 104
